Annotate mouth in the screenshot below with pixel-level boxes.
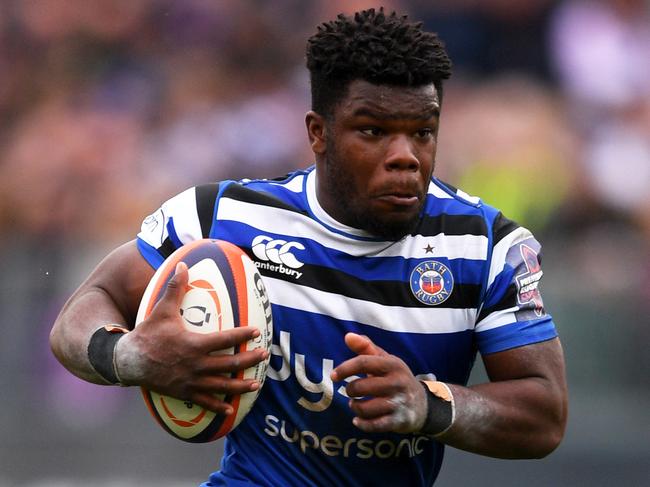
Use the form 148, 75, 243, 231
374, 187, 423, 211
376, 194, 420, 207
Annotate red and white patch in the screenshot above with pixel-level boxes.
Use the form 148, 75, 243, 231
515, 244, 544, 317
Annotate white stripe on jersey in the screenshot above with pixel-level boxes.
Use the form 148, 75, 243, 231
264, 276, 477, 334
269, 174, 305, 193
427, 183, 454, 199
455, 188, 481, 205
486, 226, 533, 288
377, 234, 488, 260
475, 305, 519, 332
138, 187, 203, 248
217, 197, 488, 260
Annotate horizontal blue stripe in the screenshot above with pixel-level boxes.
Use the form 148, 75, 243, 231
423, 194, 484, 217
243, 175, 310, 212
476, 317, 557, 355
213, 221, 486, 285
137, 238, 164, 269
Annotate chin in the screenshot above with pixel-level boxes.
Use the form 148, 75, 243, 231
354, 201, 422, 239
363, 213, 419, 240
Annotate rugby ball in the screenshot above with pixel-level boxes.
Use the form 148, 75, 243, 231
135, 238, 273, 443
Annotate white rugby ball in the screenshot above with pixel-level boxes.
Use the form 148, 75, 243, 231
135, 238, 273, 443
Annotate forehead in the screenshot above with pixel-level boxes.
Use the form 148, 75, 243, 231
335, 79, 440, 121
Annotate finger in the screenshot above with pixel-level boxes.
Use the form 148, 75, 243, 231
344, 375, 399, 399
190, 374, 264, 413
331, 355, 392, 382
349, 397, 394, 420
188, 392, 235, 415
195, 375, 262, 396
156, 261, 189, 315
344, 333, 386, 356
197, 348, 268, 374
190, 326, 261, 353
352, 392, 423, 434
352, 414, 398, 433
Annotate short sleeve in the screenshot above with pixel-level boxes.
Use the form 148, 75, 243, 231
474, 213, 558, 354
136, 183, 220, 268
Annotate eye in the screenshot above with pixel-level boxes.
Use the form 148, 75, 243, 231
414, 128, 434, 139
359, 127, 383, 137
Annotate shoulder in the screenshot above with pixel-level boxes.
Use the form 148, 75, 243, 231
428, 177, 533, 246
218, 168, 312, 214
427, 178, 514, 240
163, 168, 311, 222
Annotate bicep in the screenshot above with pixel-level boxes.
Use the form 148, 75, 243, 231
480, 338, 568, 426
73, 239, 155, 328
481, 337, 566, 384
446, 338, 569, 457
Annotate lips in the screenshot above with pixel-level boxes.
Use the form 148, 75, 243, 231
377, 194, 419, 206
374, 187, 422, 209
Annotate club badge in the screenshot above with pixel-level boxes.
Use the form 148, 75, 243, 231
410, 260, 454, 306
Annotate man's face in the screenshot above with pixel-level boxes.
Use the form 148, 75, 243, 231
312, 80, 440, 240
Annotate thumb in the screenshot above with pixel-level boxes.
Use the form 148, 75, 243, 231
344, 333, 386, 356
158, 261, 189, 313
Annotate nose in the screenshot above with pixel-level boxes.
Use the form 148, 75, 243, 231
384, 135, 419, 172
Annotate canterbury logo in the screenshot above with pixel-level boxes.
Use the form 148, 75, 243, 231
251, 236, 305, 269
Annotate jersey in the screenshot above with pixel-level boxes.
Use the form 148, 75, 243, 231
136, 166, 557, 487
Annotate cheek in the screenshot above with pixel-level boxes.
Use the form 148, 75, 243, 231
421, 157, 435, 178
416, 146, 436, 178
335, 140, 379, 189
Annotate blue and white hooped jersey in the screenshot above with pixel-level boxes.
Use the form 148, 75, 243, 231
137, 166, 557, 487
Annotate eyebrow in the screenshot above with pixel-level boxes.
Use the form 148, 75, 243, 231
351, 106, 440, 121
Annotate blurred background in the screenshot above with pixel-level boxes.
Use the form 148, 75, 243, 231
1, 0, 649, 485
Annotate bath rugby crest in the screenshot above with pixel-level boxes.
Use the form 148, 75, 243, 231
410, 260, 454, 305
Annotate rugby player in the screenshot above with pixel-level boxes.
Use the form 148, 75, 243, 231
50, 8, 568, 486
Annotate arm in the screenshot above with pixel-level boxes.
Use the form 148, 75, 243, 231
331, 333, 567, 459
439, 337, 567, 458
50, 240, 267, 414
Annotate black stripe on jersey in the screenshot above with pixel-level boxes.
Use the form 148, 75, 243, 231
158, 237, 177, 260
415, 213, 487, 237
266, 172, 294, 182
493, 212, 520, 245
195, 183, 220, 238
245, 253, 480, 310
222, 183, 308, 216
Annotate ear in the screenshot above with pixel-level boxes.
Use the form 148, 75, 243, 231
305, 111, 327, 155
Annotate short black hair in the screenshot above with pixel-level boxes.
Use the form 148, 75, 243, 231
306, 8, 452, 118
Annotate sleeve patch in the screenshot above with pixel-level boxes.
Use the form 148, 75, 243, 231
514, 243, 545, 319
139, 207, 167, 247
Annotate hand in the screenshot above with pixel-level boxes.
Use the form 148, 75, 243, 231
330, 333, 427, 434
114, 262, 268, 415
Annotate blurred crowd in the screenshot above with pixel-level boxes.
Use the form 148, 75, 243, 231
1, 0, 649, 245
1, 1, 649, 484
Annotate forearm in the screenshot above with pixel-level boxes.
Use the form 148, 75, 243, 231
50, 286, 130, 384
437, 377, 566, 459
